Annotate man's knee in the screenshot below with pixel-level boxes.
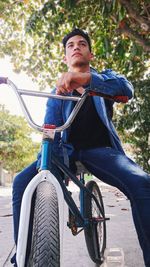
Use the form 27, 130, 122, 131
12, 161, 38, 193
131, 173, 150, 199
13, 171, 26, 192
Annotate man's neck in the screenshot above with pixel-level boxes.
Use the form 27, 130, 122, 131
69, 65, 90, 73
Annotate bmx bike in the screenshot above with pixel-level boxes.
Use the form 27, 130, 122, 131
1, 77, 125, 267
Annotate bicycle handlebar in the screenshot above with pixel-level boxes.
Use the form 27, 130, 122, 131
88, 91, 129, 103
0, 77, 128, 135
0, 77, 87, 133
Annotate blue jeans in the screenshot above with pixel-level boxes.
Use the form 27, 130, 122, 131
11, 147, 150, 266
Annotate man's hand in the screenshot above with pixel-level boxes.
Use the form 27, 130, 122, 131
56, 72, 91, 94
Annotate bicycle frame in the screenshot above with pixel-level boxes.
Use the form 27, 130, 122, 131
0, 77, 107, 267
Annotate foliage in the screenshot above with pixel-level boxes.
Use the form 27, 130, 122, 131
0, 0, 149, 88
0, 105, 40, 174
115, 79, 150, 173
0, 1, 149, 170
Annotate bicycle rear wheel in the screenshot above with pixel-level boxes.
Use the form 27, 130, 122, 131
84, 180, 106, 264
27, 181, 60, 267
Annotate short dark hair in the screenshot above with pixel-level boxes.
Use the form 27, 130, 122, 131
62, 28, 92, 52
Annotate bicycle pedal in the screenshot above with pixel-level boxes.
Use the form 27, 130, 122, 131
71, 225, 78, 235
67, 208, 78, 235
91, 216, 110, 223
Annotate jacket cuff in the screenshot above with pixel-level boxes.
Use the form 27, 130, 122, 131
88, 73, 115, 96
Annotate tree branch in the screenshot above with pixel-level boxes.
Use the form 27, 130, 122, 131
117, 23, 150, 52
119, 0, 150, 31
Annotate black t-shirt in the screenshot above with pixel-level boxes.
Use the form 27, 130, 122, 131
68, 91, 111, 150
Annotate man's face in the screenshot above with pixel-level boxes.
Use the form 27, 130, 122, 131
64, 35, 93, 70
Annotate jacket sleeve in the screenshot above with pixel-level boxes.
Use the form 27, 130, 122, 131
43, 89, 64, 153
44, 90, 63, 126
87, 69, 134, 99
36, 89, 64, 168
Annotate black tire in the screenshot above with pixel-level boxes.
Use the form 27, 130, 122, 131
27, 181, 60, 267
84, 180, 106, 265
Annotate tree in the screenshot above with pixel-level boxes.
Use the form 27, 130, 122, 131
115, 79, 150, 173
0, 0, 149, 87
0, 105, 40, 176
0, 0, 149, 170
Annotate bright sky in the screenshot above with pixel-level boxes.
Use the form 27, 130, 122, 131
0, 56, 48, 127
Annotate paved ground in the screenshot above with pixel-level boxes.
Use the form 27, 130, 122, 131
0, 187, 14, 267
0, 180, 145, 267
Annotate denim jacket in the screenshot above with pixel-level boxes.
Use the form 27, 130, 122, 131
37, 68, 134, 167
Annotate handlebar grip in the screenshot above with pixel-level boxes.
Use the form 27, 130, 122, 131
112, 95, 129, 103
0, 77, 8, 84
88, 91, 129, 103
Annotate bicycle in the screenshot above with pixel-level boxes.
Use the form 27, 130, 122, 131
0, 77, 127, 267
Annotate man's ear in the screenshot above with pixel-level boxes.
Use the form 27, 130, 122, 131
63, 56, 67, 65
90, 52, 94, 61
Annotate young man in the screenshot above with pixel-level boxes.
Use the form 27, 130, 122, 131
11, 29, 150, 266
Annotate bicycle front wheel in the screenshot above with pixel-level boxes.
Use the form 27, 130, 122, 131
84, 180, 106, 265
27, 181, 60, 267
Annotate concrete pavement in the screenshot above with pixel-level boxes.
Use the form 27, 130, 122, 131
0, 180, 145, 267
0, 187, 14, 267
